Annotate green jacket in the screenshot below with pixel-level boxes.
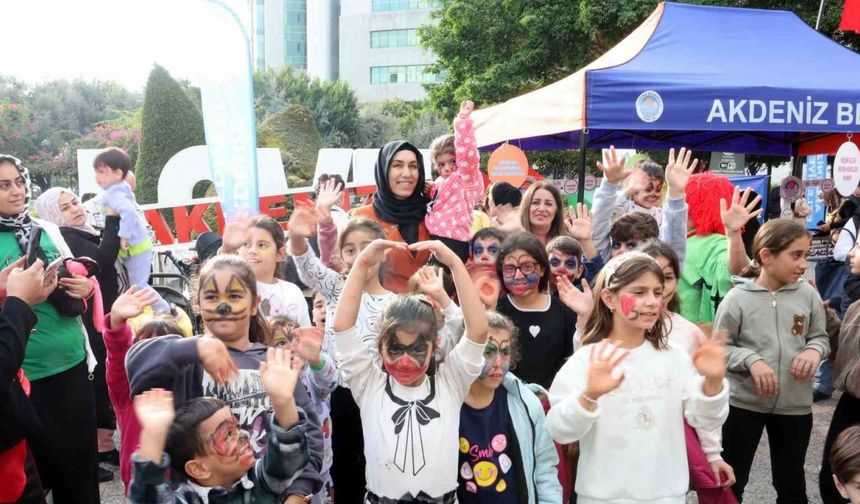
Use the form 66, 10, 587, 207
678, 234, 733, 324
715, 277, 830, 415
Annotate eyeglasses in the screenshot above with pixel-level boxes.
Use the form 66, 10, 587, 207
549, 255, 579, 271
207, 418, 250, 458
470, 243, 500, 258
610, 239, 639, 252
501, 261, 538, 277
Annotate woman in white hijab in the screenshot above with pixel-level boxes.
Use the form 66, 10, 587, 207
35, 187, 126, 479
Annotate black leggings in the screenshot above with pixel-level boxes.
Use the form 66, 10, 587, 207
330, 386, 366, 504
722, 405, 813, 503
28, 360, 99, 504
819, 393, 860, 504
88, 328, 116, 431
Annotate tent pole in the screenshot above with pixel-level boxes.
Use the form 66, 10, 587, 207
578, 130, 589, 204
816, 0, 825, 30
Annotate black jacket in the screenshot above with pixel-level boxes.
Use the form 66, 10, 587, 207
59, 215, 122, 328
0, 297, 40, 452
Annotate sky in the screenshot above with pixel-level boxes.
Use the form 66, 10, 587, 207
1, 0, 253, 92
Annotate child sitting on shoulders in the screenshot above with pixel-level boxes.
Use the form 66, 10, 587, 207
613, 160, 666, 224
129, 347, 309, 503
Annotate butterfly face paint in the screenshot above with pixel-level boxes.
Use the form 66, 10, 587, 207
200, 271, 252, 323
479, 336, 512, 380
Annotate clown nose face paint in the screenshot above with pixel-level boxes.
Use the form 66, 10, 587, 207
503, 272, 539, 296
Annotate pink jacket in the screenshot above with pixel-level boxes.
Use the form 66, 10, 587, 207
425, 110, 484, 241
102, 316, 139, 493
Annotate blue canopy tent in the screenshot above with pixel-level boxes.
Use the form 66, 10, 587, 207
471, 2, 860, 201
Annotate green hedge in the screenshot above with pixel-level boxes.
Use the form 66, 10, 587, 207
257, 104, 322, 187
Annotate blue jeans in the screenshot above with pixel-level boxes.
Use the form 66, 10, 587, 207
813, 359, 834, 395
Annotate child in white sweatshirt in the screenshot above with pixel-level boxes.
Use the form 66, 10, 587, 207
547, 252, 729, 504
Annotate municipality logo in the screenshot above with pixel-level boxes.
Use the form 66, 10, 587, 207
636, 91, 663, 123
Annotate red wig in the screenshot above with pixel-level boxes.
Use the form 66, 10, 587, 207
686, 172, 735, 236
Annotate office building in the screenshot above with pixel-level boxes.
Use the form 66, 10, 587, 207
252, 0, 308, 71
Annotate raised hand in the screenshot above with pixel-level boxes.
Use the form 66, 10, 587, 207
221, 213, 254, 253
6, 259, 56, 306
260, 347, 301, 405
595, 146, 630, 184
291, 326, 324, 367
583, 340, 629, 400
315, 178, 344, 218
416, 266, 446, 298
459, 100, 474, 116
408, 240, 462, 268
792, 197, 811, 219
665, 147, 699, 198
288, 207, 320, 239
564, 203, 593, 242
749, 360, 778, 396
557, 276, 594, 317
134, 388, 176, 433
197, 337, 239, 385
110, 285, 160, 329
790, 348, 821, 381
720, 186, 762, 234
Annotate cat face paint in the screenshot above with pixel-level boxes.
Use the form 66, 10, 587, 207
200, 271, 252, 322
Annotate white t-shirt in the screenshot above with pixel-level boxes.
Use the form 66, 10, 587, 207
256, 279, 311, 327
334, 324, 485, 500
547, 341, 728, 504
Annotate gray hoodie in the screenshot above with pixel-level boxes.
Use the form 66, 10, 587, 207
714, 277, 830, 415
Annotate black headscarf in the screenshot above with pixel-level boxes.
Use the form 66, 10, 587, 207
372, 140, 430, 244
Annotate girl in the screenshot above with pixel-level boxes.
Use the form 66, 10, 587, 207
101, 286, 184, 492
548, 252, 729, 504
496, 232, 577, 388
332, 239, 489, 503
223, 215, 311, 327
715, 219, 830, 502
0, 154, 101, 502
290, 216, 394, 504
458, 311, 562, 504
352, 140, 432, 293
126, 254, 325, 504
519, 181, 566, 246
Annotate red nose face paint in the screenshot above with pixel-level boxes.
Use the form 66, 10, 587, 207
620, 294, 637, 319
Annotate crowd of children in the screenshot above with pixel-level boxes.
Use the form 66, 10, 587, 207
1, 97, 860, 504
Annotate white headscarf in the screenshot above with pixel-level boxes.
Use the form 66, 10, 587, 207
34, 187, 99, 235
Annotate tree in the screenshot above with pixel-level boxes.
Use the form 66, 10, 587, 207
257, 104, 323, 187
253, 67, 361, 147
135, 65, 206, 204
422, 0, 859, 121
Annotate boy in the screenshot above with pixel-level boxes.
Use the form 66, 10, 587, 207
613, 160, 666, 224
93, 148, 168, 312
830, 426, 860, 503
130, 348, 310, 504
469, 228, 505, 265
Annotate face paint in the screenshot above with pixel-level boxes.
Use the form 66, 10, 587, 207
386, 338, 430, 362
207, 418, 255, 468
619, 294, 638, 319
479, 338, 513, 379
384, 355, 427, 385
503, 271, 539, 295
200, 272, 252, 322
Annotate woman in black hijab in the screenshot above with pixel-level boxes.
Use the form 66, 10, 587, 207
352, 141, 432, 292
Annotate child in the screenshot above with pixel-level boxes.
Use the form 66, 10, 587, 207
92, 147, 169, 313
408, 265, 464, 356
830, 426, 860, 503
458, 311, 562, 504
548, 252, 729, 503
613, 160, 666, 224
591, 146, 695, 264
496, 232, 577, 389
469, 228, 505, 266
223, 215, 311, 327
332, 239, 489, 502
425, 101, 485, 261
126, 254, 325, 502
546, 236, 584, 295
129, 348, 310, 503
715, 219, 830, 502
102, 286, 189, 492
